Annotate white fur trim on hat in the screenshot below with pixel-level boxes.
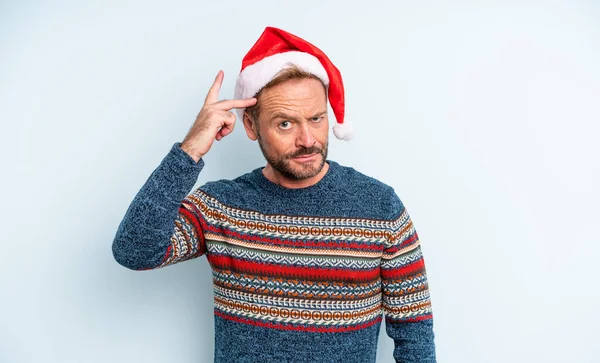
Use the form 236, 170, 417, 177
332, 121, 354, 141
234, 51, 330, 119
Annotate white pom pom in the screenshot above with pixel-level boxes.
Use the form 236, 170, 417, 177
332, 122, 354, 141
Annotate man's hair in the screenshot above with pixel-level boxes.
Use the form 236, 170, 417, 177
244, 64, 328, 126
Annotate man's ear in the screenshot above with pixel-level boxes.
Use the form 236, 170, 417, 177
242, 111, 259, 141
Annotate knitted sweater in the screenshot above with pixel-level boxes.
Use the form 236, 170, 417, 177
112, 142, 436, 363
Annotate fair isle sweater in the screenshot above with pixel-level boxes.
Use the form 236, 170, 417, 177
112, 142, 436, 363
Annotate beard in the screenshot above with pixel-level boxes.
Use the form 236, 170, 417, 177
257, 134, 328, 181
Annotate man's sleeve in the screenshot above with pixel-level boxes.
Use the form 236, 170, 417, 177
381, 190, 436, 362
112, 142, 208, 270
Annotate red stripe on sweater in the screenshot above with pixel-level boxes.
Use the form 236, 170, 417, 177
179, 206, 206, 250
385, 313, 433, 323
179, 205, 202, 236
385, 233, 418, 254
208, 254, 380, 281
381, 258, 425, 279
160, 244, 173, 264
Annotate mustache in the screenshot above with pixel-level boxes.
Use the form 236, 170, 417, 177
286, 146, 323, 159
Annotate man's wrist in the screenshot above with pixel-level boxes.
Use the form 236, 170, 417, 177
179, 142, 204, 163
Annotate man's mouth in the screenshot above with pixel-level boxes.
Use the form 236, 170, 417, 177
293, 153, 318, 161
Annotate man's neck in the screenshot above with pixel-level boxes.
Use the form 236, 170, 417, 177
262, 162, 330, 189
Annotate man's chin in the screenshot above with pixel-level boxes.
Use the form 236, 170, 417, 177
286, 155, 325, 179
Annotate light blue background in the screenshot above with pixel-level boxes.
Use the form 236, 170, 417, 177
2, 1, 599, 362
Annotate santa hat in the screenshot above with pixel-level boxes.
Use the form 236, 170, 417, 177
234, 26, 353, 141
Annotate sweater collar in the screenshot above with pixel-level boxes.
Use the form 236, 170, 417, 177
250, 160, 339, 197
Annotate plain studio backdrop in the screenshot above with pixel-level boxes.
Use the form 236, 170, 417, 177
1, 1, 599, 362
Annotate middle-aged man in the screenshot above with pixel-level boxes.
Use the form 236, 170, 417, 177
112, 26, 436, 362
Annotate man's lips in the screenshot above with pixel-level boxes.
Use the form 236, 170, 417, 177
293, 153, 318, 160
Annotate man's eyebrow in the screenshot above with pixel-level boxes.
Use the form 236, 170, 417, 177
309, 111, 327, 119
269, 110, 327, 122
269, 112, 295, 121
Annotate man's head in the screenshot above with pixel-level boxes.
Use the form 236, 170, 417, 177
242, 65, 329, 180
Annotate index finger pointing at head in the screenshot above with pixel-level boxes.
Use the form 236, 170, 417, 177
214, 97, 257, 110
204, 70, 224, 105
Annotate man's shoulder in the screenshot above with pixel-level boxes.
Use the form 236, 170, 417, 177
192, 167, 260, 205
331, 160, 395, 194
331, 160, 405, 218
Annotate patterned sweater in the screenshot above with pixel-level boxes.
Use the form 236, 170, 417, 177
112, 142, 436, 362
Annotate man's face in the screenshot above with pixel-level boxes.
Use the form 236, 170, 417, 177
248, 78, 329, 180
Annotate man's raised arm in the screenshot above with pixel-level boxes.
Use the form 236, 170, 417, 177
112, 70, 257, 270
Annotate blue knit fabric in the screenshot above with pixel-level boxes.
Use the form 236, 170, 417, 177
113, 142, 436, 362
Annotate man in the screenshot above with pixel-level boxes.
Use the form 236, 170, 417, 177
112, 27, 436, 362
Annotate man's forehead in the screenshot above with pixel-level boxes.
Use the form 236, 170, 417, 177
260, 78, 326, 105
259, 98, 327, 120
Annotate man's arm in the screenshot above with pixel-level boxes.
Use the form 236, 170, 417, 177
381, 190, 436, 362
112, 70, 257, 270
112, 142, 207, 270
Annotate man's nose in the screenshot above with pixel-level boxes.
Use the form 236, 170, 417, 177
296, 122, 316, 148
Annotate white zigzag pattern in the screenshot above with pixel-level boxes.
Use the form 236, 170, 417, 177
382, 246, 423, 268
213, 272, 381, 297
208, 244, 379, 269
383, 290, 431, 305
214, 284, 382, 310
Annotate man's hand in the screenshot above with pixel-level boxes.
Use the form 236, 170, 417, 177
180, 70, 257, 162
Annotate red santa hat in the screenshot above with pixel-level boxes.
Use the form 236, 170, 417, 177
234, 26, 353, 141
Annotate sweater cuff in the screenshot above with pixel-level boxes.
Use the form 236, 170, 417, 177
149, 142, 205, 198
171, 141, 205, 168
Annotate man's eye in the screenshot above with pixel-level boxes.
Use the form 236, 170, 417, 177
279, 121, 292, 129
312, 117, 322, 122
